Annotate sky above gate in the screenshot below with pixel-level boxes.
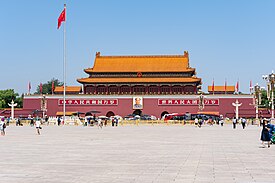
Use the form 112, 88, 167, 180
0, 0, 275, 94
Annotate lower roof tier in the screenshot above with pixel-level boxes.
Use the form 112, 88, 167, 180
77, 77, 202, 84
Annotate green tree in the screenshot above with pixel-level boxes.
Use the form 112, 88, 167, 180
35, 78, 63, 94
260, 89, 275, 108
0, 89, 22, 108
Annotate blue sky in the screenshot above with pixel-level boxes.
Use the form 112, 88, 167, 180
0, 0, 275, 94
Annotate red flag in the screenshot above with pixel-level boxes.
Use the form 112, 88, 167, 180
224, 79, 227, 93
28, 81, 31, 94
212, 79, 215, 93
57, 5, 66, 29
235, 80, 239, 93
40, 83, 43, 94
52, 81, 55, 94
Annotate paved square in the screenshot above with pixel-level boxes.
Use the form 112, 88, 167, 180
1, 124, 275, 183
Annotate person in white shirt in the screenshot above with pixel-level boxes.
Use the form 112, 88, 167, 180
0, 118, 6, 136
35, 118, 41, 135
194, 118, 199, 126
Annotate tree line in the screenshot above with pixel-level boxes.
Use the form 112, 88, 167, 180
0, 78, 62, 109
0, 78, 273, 109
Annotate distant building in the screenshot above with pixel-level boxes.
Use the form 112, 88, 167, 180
54, 86, 82, 95
1, 51, 258, 119
77, 51, 202, 95
208, 86, 235, 95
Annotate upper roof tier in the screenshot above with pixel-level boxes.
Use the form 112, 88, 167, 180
54, 86, 82, 93
77, 77, 201, 84
84, 51, 194, 73
208, 86, 235, 92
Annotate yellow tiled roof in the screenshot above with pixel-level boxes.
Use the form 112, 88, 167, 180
208, 86, 235, 92
85, 52, 193, 73
54, 86, 82, 92
77, 77, 201, 84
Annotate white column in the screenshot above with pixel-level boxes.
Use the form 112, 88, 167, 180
232, 99, 242, 120
8, 100, 17, 120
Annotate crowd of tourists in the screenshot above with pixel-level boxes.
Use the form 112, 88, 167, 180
0, 115, 275, 148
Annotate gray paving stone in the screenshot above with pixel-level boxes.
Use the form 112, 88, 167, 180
1, 124, 275, 182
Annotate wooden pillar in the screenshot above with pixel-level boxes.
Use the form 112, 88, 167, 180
106, 85, 109, 95
158, 84, 160, 94
130, 84, 132, 94
118, 85, 120, 95
94, 84, 97, 95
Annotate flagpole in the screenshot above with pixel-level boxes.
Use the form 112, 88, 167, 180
63, 4, 66, 124
212, 78, 214, 95
225, 78, 227, 95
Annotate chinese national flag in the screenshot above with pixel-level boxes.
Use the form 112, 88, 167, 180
212, 79, 215, 92
28, 81, 31, 93
235, 81, 239, 93
40, 83, 43, 94
57, 6, 66, 29
52, 81, 55, 94
224, 79, 227, 92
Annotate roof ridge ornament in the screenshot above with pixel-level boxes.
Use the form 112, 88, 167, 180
184, 51, 189, 58
184, 51, 190, 68
96, 52, 101, 57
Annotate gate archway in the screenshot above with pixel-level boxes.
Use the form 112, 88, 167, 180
106, 111, 115, 117
133, 109, 142, 116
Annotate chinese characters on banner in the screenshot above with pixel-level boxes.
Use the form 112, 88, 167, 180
58, 99, 118, 105
158, 99, 219, 105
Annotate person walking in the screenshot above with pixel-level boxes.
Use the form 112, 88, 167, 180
0, 118, 6, 136
194, 117, 199, 126
198, 118, 202, 128
241, 117, 246, 129
57, 117, 61, 126
260, 120, 271, 148
97, 118, 103, 129
220, 119, 224, 127
35, 118, 42, 135
30, 117, 34, 127
232, 117, 237, 129
104, 119, 108, 127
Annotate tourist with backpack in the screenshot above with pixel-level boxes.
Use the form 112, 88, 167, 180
0, 118, 6, 136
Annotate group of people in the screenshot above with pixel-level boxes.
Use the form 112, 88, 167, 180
84, 116, 107, 129
0, 117, 42, 135
232, 117, 247, 129
194, 117, 224, 127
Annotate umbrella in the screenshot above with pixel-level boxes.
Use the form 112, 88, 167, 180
88, 110, 101, 114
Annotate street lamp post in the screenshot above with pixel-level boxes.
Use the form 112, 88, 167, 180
262, 71, 275, 120
198, 93, 205, 111
8, 100, 17, 120
41, 95, 47, 119
251, 83, 262, 124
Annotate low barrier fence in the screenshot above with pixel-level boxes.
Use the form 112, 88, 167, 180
5, 118, 259, 126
